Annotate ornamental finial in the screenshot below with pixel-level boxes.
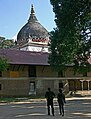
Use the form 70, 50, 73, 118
31, 4, 35, 15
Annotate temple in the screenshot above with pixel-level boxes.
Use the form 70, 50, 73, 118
0, 5, 91, 97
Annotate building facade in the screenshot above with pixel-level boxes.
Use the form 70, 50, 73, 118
0, 49, 91, 97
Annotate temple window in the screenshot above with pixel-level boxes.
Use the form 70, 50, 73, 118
83, 72, 87, 77
29, 81, 35, 92
28, 65, 36, 77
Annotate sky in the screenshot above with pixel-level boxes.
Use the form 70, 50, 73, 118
0, 0, 56, 39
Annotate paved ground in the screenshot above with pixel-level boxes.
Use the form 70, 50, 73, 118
0, 97, 91, 119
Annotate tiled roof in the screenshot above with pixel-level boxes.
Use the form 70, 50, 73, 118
0, 49, 49, 65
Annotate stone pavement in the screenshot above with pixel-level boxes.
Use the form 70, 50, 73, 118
0, 97, 91, 119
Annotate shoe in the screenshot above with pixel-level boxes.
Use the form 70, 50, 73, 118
53, 114, 55, 116
60, 113, 62, 115
62, 114, 64, 116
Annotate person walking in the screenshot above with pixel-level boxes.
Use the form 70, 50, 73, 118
45, 88, 55, 116
57, 89, 66, 116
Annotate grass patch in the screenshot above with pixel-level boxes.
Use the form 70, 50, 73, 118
0, 97, 20, 103
0, 96, 45, 103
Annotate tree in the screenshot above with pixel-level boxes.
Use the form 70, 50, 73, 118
0, 36, 13, 71
49, 0, 91, 76
0, 36, 5, 48
0, 36, 15, 48
0, 57, 9, 71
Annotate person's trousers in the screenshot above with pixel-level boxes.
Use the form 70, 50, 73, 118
58, 103, 64, 115
47, 104, 54, 116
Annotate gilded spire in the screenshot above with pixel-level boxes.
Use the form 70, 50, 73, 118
28, 4, 38, 22
31, 4, 35, 15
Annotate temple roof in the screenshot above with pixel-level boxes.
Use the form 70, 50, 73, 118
0, 49, 49, 65
17, 4, 49, 44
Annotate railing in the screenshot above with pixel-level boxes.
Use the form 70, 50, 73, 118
0, 76, 91, 80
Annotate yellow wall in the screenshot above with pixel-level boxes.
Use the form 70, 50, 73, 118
10, 71, 19, 77
0, 79, 30, 96
65, 67, 83, 77
2, 64, 91, 78
36, 66, 58, 77
87, 72, 91, 76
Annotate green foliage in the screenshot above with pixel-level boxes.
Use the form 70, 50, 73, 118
0, 36, 15, 48
49, 0, 91, 75
0, 57, 9, 71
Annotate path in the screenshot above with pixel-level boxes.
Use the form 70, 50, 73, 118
0, 97, 91, 119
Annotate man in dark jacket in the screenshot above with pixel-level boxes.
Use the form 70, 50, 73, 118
45, 88, 55, 116
57, 89, 66, 116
